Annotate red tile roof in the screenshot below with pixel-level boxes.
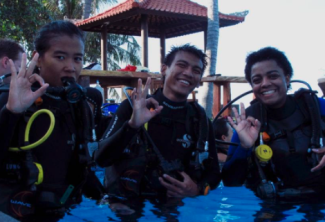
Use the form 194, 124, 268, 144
76, 0, 245, 27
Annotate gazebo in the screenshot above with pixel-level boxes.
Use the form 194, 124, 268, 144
75, 0, 246, 69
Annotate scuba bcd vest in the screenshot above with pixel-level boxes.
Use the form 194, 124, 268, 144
246, 88, 325, 199
0, 78, 104, 218
103, 100, 212, 198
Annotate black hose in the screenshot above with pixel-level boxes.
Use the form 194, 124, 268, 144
213, 80, 314, 125
215, 139, 239, 146
213, 90, 253, 124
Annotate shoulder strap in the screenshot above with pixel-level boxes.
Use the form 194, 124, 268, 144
294, 88, 323, 148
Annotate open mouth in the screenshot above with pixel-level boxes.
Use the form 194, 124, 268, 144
178, 79, 190, 86
262, 90, 275, 95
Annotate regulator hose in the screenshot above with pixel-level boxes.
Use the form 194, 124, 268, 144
9, 109, 55, 152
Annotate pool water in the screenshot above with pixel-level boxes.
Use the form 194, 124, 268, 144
60, 171, 325, 222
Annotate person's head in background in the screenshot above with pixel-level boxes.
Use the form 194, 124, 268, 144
213, 117, 233, 163
0, 39, 24, 84
34, 20, 84, 87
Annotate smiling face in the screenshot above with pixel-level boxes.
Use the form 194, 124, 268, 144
37, 35, 84, 87
161, 51, 203, 102
250, 60, 290, 108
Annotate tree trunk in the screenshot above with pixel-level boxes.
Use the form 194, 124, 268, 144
82, 0, 93, 19
198, 0, 219, 119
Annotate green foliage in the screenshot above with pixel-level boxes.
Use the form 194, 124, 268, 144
0, 0, 141, 69
43, 0, 83, 20
0, 0, 51, 53
84, 32, 141, 70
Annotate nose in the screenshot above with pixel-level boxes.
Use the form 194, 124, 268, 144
261, 76, 271, 87
182, 66, 193, 78
64, 59, 76, 72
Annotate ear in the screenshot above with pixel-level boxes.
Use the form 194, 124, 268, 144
0, 56, 9, 68
285, 74, 290, 88
161, 64, 167, 77
221, 134, 227, 142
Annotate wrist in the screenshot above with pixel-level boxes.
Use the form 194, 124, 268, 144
128, 119, 140, 129
240, 142, 253, 149
197, 183, 210, 196
6, 103, 23, 114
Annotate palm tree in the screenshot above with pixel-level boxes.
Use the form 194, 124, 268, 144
199, 0, 219, 119
82, 0, 93, 19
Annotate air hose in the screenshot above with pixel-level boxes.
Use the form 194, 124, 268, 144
8, 109, 55, 185
9, 109, 55, 152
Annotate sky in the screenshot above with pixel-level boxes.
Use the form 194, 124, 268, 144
105, 0, 325, 106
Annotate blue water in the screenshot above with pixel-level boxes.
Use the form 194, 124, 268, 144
59, 171, 325, 222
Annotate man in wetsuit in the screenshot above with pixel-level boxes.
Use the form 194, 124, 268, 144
0, 39, 24, 86
95, 44, 220, 204
222, 47, 325, 200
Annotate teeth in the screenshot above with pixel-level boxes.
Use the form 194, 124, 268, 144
263, 90, 275, 95
179, 80, 190, 85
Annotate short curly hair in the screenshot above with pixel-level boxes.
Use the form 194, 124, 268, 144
244, 47, 293, 84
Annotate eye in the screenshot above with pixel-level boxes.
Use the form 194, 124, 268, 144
56, 56, 65, 60
193, 69, 202, 75
251, 77, 261, 84
269, 73, 279, 79
177, 63, 186, 68
75, 57, 83, 62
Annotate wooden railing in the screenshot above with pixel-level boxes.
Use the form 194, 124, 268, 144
80, 70, 248, 117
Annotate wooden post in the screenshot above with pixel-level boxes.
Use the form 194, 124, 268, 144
223, 82, 231, 116
160, 29, 166, 65
141, 15, 149, 67
103, 85, 108, 102
212, 83, 221, 117
204, 26, 207, 52
101, 24, 108, 70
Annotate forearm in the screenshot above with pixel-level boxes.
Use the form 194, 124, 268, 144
222, 134, 252, 186
222, 154, 250, 186
198, 163, 221, 192
95, 121, 139, 167
199, 121, 221, 191
95, 100, 136, 166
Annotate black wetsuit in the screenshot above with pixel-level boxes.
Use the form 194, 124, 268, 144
95, 89, 221, 198
222, 95, 325, 199
0, 87, 104, 219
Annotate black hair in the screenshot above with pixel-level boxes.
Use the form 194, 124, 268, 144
244, 47, 293, 84
0, 39, 24, 61
163, 44, 208, 81
213, 118, 230, 140
34, 20, 84, 57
